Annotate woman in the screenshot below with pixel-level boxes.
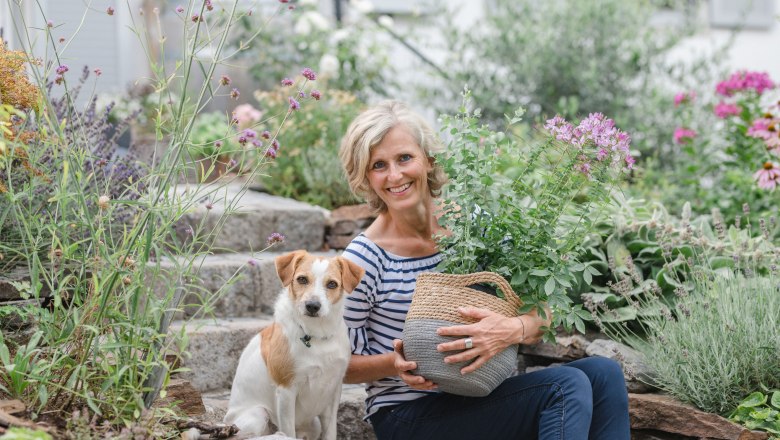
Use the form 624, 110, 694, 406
339, 100, 630, 439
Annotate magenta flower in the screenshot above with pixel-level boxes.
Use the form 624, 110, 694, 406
674, 91, 695, 107
754, 162, 780, 190
230, 88, 240, 100
107, 6, 115, 15
673, 127, 697, 144
266, 232, 286, 246
237, 136, 248, 145
56, 65, 69, 75
243, 129, 257, 139
265, 147, 278, 159
94, 68, 102, 76
176, 5, 185, 13
289, 97, 300, 111
545, 113, 632, 170
714, 102, 741, 119
278, 0, 290, 3
310, 89, 322, 101
206, 0, 214, 11
716, 71, 775, 96
219, 74, 231, 86
301, 67, 317, 81
748, 118, 776, 141
281, 78, 294, 87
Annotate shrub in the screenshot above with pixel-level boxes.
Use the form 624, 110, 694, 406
254, 87, 364, 209
631, 275, 780, 414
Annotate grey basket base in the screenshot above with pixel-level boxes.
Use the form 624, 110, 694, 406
402, 318, 518, 397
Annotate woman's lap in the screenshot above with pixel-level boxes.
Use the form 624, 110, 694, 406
370, 357, 629, 440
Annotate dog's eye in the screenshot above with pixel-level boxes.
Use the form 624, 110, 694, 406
296, 276, 309, 285
326, 280, 338, 289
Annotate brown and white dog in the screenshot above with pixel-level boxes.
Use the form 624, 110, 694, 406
224, 250, 364, 439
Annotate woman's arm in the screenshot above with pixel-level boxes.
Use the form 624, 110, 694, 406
344, 341, 438, 391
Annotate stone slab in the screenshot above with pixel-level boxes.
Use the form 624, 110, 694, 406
157, 251, 337, 319
173, 184, 329, 253
171, 317, 274, 392
629, 393, 768, 440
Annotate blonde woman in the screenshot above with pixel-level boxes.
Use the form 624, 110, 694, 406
339, 101, 630, 440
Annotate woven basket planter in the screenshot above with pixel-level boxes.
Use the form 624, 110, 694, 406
402, 271, 523, 397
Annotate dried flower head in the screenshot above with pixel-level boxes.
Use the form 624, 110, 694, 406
0, 40, 42, 112
98, 195, 110, 210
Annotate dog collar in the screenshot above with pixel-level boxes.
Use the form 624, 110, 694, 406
297, 325, 332, 348
300, 334, 312, 348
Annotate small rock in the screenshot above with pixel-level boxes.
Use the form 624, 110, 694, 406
586, 339, 654, 393
519, 334, 591, 362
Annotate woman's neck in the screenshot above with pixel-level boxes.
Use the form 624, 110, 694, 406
365, 198, 443, 257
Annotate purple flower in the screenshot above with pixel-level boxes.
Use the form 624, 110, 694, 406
299, 91, 306, 98
625, 155, 636, 170
674, 91, 695, 107
252, 139, 263, 148
261, 130, 271, 140
176, 5, 185, 13
714, 102, 741, 119
266, 232, 286, 246
238, 136, 248, 145
228, 159, 238, 168
206, 0, 214, 11
289, 97, 300, 111
243, 129, 257, 138
214, 140, 223, 148
281, 78, 294, 86
279, 0, 290, 3
271, 139, 280, 150
301, 67, 317, 81
106, 6, 115, 15
192, 13, 203, 22
230, 88, 240, 100
47, 20, 53, 28
56, 64, 69, 75
265, 147, 278, 159
310, 89, 322, 101
673, 127, 697, 144
716, 71, 775, 96
248, 259, 258, 267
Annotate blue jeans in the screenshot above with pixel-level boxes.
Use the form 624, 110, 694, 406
369, 357, 630, 440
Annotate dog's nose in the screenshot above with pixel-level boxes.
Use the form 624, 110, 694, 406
305, 300, 321, 315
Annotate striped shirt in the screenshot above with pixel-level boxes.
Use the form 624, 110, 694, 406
341, 233, 442, 418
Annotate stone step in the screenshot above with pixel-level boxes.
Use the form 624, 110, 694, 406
200, 385, 375, 440
161, 250, 338, 319
174, 184, 329, 253
171, 317, 274, 392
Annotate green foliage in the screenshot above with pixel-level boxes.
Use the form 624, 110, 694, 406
186, 111, 240, 158
429, 0, 705, 157
435, 93, 630, 338
255, 88, 364, 209
730, 390, 780, 438
577, 197, 780, 330
0, 0, 286, 430
230, 2, 393, 100
0, 427, 52, 440
626, 276, 780, 414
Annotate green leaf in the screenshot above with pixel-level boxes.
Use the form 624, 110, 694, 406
771, 391, 780, 409
739, 392, 767, 408
544, 277, 556, 295
530, 269, 551, 276
583, 270, 592, 285
599, 306, 637, 323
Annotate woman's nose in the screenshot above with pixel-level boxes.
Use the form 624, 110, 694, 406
387, 163, 402, 180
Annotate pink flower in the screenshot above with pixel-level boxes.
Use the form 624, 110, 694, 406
748, 118, 775, 140
206, 0, 214, 11
716, 71, 775, 96
301, 67, 316, 81
754, 162, 780, 190
243, 129, 257, 139
230, 88, 240, 100
261, 130, 271, 140
106, 6, 115, 15
281, 78, 294, 87
714, 102, 741, 119
289, 97, 300, 111
674, 91, 695, 107
191, 13, 203, 22
176, 5, 185, 13
267, 232, 286, 246
56, 65, 69, 75
93, 68, 102, 76
47, 20, 53, 28
310, 89, 322, 100
232, 104, 263, 129
219, 74, 231, 86
673, 127, 697, 144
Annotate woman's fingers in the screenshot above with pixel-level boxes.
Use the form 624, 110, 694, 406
394, 339, 437, 389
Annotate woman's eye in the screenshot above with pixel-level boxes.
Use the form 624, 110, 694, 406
400, 154, 412, 162
326, 281, 338, 289
296, 276, 309, 285
371, 161, 385, 170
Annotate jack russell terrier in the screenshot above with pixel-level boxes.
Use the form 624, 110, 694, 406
224, 250, 364, 439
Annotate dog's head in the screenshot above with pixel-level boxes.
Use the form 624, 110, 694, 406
275, 250, 365, 318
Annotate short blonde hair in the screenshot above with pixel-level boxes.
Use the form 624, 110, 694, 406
339, 101, 447, 212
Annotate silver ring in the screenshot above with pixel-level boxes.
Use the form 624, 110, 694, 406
464, 338, 473, 350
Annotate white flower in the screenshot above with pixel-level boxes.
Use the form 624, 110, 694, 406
319, 53, 340, 79
300, 0, 318, 5
377, 15, 394, 29
350, 0, 374, 14
330, 28, 351, 44
294, 11, 330, 35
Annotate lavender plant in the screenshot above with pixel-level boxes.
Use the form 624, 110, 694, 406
0, 0, 307, 433
435, 92, 633, 338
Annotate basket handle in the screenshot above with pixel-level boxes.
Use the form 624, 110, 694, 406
420, 272, 523, 312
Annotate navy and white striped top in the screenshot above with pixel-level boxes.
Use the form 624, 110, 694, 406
341, 233, 442, 418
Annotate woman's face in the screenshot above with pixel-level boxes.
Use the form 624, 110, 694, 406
366, 124, 433, 213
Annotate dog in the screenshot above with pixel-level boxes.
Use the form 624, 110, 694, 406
224, 250, 365, 439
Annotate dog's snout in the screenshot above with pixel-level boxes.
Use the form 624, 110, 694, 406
305, 300, 321, 315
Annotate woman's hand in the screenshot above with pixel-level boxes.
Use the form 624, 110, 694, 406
436, 307, 528, 375
392, 339, 437, 391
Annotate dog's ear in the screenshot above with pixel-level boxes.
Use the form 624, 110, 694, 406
275, 250, 307, 287
337, 257, 365, 293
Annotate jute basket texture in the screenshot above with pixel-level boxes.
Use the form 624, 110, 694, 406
402, 271, 523, 397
